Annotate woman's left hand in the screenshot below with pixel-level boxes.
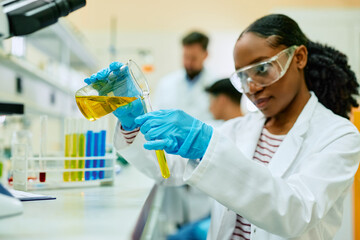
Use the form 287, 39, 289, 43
135, 109, 213, 159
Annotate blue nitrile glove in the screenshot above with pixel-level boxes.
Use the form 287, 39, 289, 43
134, 109, 213, 159
84, 62, 144, 131
113, 98, 144, 131
84, 67, 111, 85
109, 62, 140, 97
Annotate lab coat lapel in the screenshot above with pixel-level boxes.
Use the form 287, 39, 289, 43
268, 128, 306, 177
240, 113, 266, 159
268, 93, 318, 177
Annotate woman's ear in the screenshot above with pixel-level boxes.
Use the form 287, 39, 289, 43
294, 45, 308, 69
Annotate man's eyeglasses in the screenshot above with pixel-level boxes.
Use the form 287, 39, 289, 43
230, 45, 298, 93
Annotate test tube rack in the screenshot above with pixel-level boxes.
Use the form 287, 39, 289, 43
11, 144, 116, 191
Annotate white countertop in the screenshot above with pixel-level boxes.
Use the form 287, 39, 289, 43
0, 165, 155, 240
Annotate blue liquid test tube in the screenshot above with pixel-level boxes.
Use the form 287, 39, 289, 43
85, 130, 94, 181
98, 130, 106, 179
91, 131, 99, 180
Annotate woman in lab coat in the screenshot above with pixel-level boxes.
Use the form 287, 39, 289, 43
91, 14, 360, 239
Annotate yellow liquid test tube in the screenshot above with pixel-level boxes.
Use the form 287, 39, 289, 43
64, 134, 71, 181
155, 150, 170, 178
141, 94, 170, 179
63, 118, 71, 182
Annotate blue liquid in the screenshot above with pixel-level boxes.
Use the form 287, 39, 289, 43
85, 130, 94, 181
91, 132, 99, 180
99, 130, 106, 179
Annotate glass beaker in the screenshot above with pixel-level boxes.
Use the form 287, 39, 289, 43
11, 130, 35, 180
75, 60, 170, 179
75, 60, 142, 121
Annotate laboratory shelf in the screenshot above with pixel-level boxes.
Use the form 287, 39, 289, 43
26, 19, 99, 70
0, 48, 73, 96
0, 90, 65, 118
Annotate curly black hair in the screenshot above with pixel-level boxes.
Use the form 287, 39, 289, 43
240, 14, 359, 119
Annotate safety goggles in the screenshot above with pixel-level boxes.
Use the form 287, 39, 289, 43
230, 45, 298, 93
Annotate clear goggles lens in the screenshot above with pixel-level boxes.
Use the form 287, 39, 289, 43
230, 45, 298, 93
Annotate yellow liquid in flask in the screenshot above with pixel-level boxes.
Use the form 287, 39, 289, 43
76, 96, 138, 121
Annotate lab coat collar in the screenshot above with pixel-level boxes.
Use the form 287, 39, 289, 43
268, 92, 318, 177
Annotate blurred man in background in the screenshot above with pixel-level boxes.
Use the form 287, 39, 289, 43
205, 78, 243, 121
153, 31, 216, 122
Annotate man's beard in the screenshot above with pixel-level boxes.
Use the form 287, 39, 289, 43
186, 69, 202, 81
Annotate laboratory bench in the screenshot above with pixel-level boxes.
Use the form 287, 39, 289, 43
0, 165, 159, 240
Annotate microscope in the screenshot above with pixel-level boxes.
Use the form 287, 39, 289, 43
0, 0, 85, 39
0, 0, 86, 219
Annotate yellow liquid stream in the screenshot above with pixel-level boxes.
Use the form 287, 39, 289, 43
155, 150, 170, 179
76, 96, 138, 121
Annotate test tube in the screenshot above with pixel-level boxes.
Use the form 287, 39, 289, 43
39, 115, 47, 182
64, 118, 71, 182
141, 94, 170, 179
85, 121, 94, 181
98, 128, 106, 179
70, 118, 78, 181
77, 119, 85, 181
92, 121, 99, 180
0, 139, 4, 179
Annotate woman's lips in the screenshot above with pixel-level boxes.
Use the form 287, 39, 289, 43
254, 97, 271, 109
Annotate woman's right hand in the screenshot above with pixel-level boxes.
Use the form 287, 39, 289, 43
135, 109, 213, 159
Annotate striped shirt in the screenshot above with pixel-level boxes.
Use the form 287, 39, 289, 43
231, 127, 285, 240
120, 125, 140, 144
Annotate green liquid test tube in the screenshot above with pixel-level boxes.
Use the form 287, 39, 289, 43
0, 162, 3, 178
70, 133, 78, 181
64, 134, 71, 182
77, 133, 85, 181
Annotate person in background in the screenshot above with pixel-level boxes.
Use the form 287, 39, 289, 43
152, 31, 216, 122
205, 78, 243, 121
89, 14, 360, 239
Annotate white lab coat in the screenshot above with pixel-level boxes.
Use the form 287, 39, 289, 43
114, 92, 360, 239
152, 68, 216, 123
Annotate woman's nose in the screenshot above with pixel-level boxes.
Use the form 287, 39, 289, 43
247, 81, 264, 94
